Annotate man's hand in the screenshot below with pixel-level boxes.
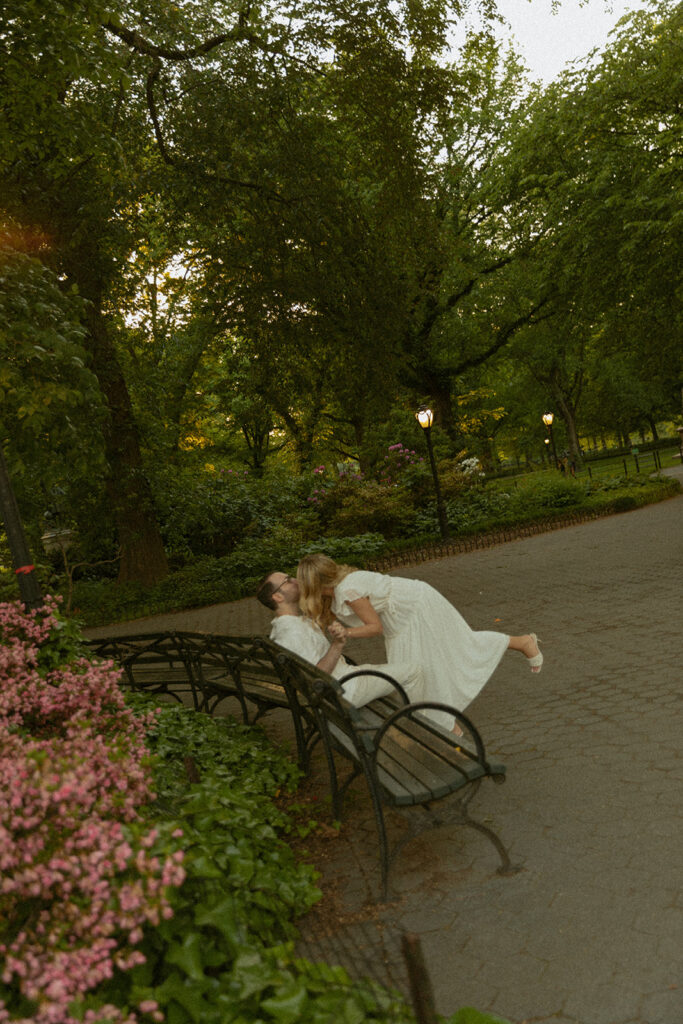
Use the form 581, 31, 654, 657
316, 619, 347, 675
328, 620, 347, 645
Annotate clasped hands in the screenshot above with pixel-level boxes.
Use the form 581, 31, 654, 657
328, 620, 348, 646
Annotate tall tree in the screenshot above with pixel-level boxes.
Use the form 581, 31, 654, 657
489, 0, 682, 449
1, 0, 173, 582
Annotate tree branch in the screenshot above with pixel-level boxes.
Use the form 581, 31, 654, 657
104, 20, 247, 61
452, 297, 554, 376
144, 62, 290, 201
145, 62, 172, 163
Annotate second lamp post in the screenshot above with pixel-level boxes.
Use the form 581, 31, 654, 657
542, 412, 559, 469
416, 406, 449, 540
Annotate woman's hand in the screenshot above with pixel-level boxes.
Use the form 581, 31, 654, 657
328, 620, 348, 644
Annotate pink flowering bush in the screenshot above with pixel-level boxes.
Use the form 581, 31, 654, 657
0, 599, 185, 1024
306, 463, 361, 507
304, 448, 423, 536
377, 442, 424, 487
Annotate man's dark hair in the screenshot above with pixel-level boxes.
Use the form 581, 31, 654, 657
255, 573, 278, 611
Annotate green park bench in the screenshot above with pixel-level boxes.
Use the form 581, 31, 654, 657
273, 645, 518, 899
85, 630, 319, 770
85, 630, 517, 900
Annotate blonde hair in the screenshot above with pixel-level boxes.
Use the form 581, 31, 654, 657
297, 553, 356, 630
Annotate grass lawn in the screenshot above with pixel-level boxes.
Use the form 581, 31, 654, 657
489, 444, 680, 489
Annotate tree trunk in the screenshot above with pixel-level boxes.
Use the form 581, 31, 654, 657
85, 298, 169, 585
421, 371, 456, 437
552, 390, 583, 466
272, 378, 324, 472
478, 436, 496, 472
351, 417, 370, 473
294, 433, 316, 472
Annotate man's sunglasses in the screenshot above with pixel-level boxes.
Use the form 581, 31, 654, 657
272, 575, 294, 595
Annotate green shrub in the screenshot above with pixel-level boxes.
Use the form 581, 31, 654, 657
607, 494, 639, 513
155, 557, 244, 606
585, 475, 679, 513
442, 490, 515, 535
373, 443, 432, 499
433, 455, 481, 501
103, 699, 510, 1024
299, 532, 388, 565
151, 463, 315, 558
328, 480, 415, 538
307, 469, 364, 527
507, 474, 585, 515
62, 472, 678, 627
70, 578, 157, 624
99, 699, 419, 1024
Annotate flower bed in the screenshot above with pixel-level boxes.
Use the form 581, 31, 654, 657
0, 598, 511, 1024
0, 599, 185, 1024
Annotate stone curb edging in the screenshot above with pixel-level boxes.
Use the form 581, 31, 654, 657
366, 508, 614, 572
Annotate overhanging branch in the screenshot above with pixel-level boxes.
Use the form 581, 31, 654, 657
453, 298, 555, 376
144, 62, 289, 201
104, 19, 248, 61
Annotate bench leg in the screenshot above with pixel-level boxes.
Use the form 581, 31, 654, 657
316, 716, 343, 820
289, 702, 317, 774
459, 814, 521, 876
383, 796, 521, 897
367, 784, 390, 902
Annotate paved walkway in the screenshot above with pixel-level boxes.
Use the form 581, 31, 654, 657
86, 474, 683, 1024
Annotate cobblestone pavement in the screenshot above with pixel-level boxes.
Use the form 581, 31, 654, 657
87, 475, 683, 1024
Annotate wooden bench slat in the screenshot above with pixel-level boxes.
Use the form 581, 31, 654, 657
375, 735, 483, 804
375, 753, 476, 804
364, 700, 506, 781
384, 714, 483, 770
209, 677, 289, 705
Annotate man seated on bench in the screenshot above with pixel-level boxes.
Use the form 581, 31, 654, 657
256, 571, 426, 708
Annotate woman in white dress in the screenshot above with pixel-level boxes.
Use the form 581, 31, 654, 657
296, 553, 542, 733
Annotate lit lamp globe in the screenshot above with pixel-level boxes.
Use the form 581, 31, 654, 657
542, 412, 554, 428
416, 407, 434, 430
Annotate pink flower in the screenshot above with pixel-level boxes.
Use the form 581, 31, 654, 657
0, 599, 186, 1023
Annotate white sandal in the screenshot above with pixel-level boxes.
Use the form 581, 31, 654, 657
528, 633, 543, 673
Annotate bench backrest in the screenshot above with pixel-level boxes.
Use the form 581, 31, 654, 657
267, 643, 385, 759
85, 632, 203, 707
86, 632, 299, 717
190, 633, 295, 715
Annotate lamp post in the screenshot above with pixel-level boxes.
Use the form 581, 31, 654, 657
416, 406, 449, 540
542, 412, 558, 469
0, 445, 43, 609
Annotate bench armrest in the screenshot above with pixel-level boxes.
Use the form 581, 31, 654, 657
372, 701, 489, 767
337, 668, 411, 707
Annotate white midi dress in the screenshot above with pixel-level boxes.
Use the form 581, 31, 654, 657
332, 570, 509, 729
